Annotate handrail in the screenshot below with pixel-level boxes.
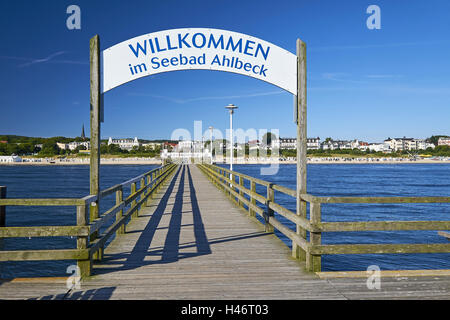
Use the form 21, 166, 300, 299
198, 163, 450, 273
0, 163, 178, 278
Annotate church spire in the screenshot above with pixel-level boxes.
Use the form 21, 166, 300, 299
81, 124, 86, 140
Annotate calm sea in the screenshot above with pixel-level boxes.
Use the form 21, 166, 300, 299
0, 163, 449, 277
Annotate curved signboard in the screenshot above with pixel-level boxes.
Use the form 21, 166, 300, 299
101, 28, 297, 95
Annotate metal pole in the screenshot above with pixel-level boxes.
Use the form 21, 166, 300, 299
230, 110, 233, 172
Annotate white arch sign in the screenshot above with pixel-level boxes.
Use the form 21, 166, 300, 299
101, 28, 297, 95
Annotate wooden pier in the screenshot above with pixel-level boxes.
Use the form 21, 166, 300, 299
0, 164, 450, 300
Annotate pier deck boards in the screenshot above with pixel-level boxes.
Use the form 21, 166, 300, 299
1, 164, 449, 300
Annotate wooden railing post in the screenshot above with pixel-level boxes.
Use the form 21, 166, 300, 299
249, 181, 256, 217
145, 175, 152, 206
0, 186, 5, 249
77, 204, 91, 277
0, 186, 6, 228
139, 177, 145, 215
265, 184, 274, 233
307, 202, 321, 272
149, 172, 156, 199
116, 187, 124, 235
131, 182, 137, 218
238, 176, 244, 207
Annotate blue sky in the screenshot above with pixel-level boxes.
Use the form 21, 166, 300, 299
1, 0, 449, 142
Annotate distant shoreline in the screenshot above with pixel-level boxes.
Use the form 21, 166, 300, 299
1, 157, 450, 166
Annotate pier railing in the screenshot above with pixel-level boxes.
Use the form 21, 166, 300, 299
198, 163, 450, 272
0, 163, 177, 278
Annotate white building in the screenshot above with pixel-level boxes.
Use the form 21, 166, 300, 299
321, 140, 352, 150
368, 143, 391, 153
68, 141, 90, 151
108, 137, 140, 151
271, 137, 320, 150
438, 137, 450, 147
385, 137, 433, 151
307, 137, 321, 150
141, 142, 162, 150
0, 155, 22, 163
56, 142, 68, 150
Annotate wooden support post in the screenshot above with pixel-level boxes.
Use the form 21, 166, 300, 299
265, 184, 274, 233
294, 38, 307, 261
131, 182, 137, 218
145, 175, 151, 206
77, 204, 91, 277
0, 186, 6, 228
249, 181, 256, 217
239, 176, 244, 207
90, 35, 101, 240
0, 186, 5, 249
307, 202, 322, 272
139, 177, 145, 215
116, 188, 124, 235
149, 172, 155, 200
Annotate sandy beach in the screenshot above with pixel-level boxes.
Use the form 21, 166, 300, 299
2, 156, 450, 165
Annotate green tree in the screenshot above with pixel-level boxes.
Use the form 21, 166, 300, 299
38, 142, 59, 156
261, 132, 277, 146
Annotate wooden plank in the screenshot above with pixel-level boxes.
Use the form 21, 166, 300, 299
320, 220, 450, 232
317, 269, 450, 279
0, 198, 84, 206
0, 226, 89, 238
311, 243, 450, 255
314, 196, 450, 204
0, 249, 88, 261
272, 184, 296, 197
268, 201, 313, 231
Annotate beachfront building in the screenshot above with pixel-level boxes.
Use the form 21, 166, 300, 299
108, 137, 140, 151
384, 137, 434, 151
56, 141, 90, 151
307, 137, 321, 150
321, 140, 352, 150
56, 142, 68, 150
368, 143, 391, 153
163, 142, 178, 151
68, 141, 90, 151
271, 137, 321, 150
141, 142, 162, 150
0, 155, 22, 163
248, 140, 260, 151
438, 137, 450, 147
279, 138, 296, 150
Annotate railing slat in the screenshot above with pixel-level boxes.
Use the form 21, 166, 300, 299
0, 226, 89, 238
0, 249, 88, 262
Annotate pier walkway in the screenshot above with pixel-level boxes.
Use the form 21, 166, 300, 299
1, 164, 450, 299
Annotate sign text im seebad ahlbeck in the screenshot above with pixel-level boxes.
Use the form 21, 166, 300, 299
127, 31, 270, 77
